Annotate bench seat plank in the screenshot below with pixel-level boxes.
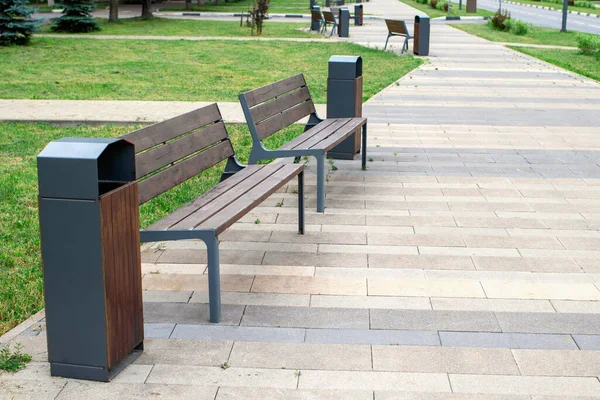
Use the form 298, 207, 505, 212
279, 117, 366, 153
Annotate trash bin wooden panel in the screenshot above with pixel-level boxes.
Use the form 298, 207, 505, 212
467, 0, 477, 13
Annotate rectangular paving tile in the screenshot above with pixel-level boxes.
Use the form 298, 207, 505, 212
143, 274, 254, 292
270, 231, 367, 245
190, 291, 310, 307
551, 300, 600, 314
431, 298, 555, 313
439, 331, 577, 350
143, 302, 244, 326
462, 236, 564, 250
449, 374, 600, 396
170, 324, 305, 343
368, 254, 475, 270
57, 382, 217, 400
143, 290, 192, 303
146, 365, 297, 388
370, 310, 501, 332
375, 392, 531, 400
305, 328, 439, 346
144, 323, 175, 339
513, 349, 600, 377
482, 281, 600, 301
496, 312, 600, 334
372, 345, 520, 375
229, 342, 372, 371
242, 306, 370, 329
298, 370, 451, 392
368, 278, 485, 298
215, 387, 373, 400
252, 276, 367, 296
311, 295, 431, 310
367, 233, 465, 247
157, 249, 265, 264
473, 256, 582, 273
572, 335, 600, 350
319, 244, 418, 255
219, 264, 315, 277
135, 338, 232, 366
263, 251, 368, 268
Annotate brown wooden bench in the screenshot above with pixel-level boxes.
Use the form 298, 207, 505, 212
384, 19, 414, 53
122, 104, 305, 323
239, 73, 367, 213
322, 9, 338, 36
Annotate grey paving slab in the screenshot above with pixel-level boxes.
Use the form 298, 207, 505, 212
263, 251, 368, 268
513, 349, 600, 377
134, 338, 232, 366
0, 380, 65, 400
439, 331, 578, 350
304, 328, 440, 346
496, 312, 600, 335
143, 290, 192, 303
241, 306, 370, 329
170, 324, 305, 343
370, 310, 501, 332
368, 254, 475, 270
572, 335, 600, 350
157, 249, 265, 264
56, 381, 217, 400
143, 302, 244, 326
144, 323, 176, 339
229, 342, 372, 371
216, 387, 374, 400
375, 393, 531, 400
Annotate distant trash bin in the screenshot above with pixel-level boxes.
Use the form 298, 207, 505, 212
327, 55, 363, 159
338, 8, 350, 37
37, 138, 144, 382
466, 0, 477, 13
414, 15, 430, 56
354, 4, 363, 26
311, 5, 321, 31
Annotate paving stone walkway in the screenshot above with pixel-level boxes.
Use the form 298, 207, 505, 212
3, 0, 600, 398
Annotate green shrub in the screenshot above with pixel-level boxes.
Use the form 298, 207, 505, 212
0, 0, 41, 45
0, 344, 31, 372
51, 0, 99, 33
435, 0, 448, 10
576, 33, 600, 56
509, 19, 529, 35
416, 0, 427, 4
429, 0, 438, 8
574, 0, 594, 7
490, 8, 511, 30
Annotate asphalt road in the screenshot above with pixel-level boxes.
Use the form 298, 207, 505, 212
474, 0, 600, 34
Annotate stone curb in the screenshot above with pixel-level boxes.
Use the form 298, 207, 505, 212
433, 15, 489, 20
0, 309, 45, 345
501, 1, 600, 19
158, 11, 385, 20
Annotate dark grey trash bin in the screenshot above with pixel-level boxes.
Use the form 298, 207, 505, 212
338, 8, 350, 37
38, 137, 144, 382
311, 5, 321, 31
327, 55, 363, 159
414, 15, 430, 56
354, 4, 363, 26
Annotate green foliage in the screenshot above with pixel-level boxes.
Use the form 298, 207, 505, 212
52, 0, 100, 33
490, 8, 511, 30
429, 0, 438, 8
576, 33, 600, 56
0, 344, 32, 372
435, 0, 448, 10
248, 0, 270, 35
0, 0, 40, 45
504, 18, 530, 35
573, 0, 594, 7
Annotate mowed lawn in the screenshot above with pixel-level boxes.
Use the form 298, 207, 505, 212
0, 38, 423, 103
39, 17, 313, 38
158, 0, 313, 14
510, 46, 600, 82
0, 122, 304, 336
451, 23, 580, 47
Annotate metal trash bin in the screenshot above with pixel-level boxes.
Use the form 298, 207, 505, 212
327, 55, 363, 159
37, 138, 144, 382
466, 0, 477, 13
311, 5, 321, 31
354, 4, 363, 26
338, 8, 350, 37
414, 15, 430, 56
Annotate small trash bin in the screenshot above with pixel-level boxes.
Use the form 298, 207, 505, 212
466, 0, 477, 13
414, 15, 430, 56
327, 55, 363, 159
354, 4, 363, 26
338, 8, 350, 37
311, 5, 321, 31
38, 138, 144, 382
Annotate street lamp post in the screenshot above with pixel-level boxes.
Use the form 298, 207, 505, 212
561, 0, 568, 32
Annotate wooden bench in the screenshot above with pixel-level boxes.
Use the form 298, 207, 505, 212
384, 19, 414, 54
311, 8, 325, 33
322, 10, 338, 36
122, 104, 305, 323
239, 74, 367, 213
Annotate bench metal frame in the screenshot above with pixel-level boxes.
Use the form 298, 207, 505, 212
384, 19, 414, 54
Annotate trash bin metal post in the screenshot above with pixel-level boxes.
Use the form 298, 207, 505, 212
414, 15, 430, 56
338, 8, 350, 37
38, 138, 143, 382
354, 4, 363, 26
327, 56, 363, 159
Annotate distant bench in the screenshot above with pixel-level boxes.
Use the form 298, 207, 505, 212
122, 104, 305, 323
239, 74, 367, 213
384, 19, 413, 54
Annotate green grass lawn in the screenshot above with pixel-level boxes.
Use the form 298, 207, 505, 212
0, 38, 423, 103
509, 46, 600, 81
397, 0, 495, 17
159, 0, 313, 14
497, 0, 600, 15
0, 121, 304, 336
451, 22, 580, 47
39, 17, 312, 38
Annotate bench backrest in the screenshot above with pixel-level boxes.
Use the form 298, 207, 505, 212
311, 9, 323, 21
323, 10, 336, 23
239, 74, 316, 142
385, 19, 409, 35
122, 104, 235, 205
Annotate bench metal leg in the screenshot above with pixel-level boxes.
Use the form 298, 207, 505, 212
384, 33, 391, 50
205, 236, 222, 323
298, 171, 305, 234
317, 155, 325, 213
362, 123, 368, 170
402, 37, 408, 54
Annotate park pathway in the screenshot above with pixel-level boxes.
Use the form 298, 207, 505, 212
3, 0, 600, 398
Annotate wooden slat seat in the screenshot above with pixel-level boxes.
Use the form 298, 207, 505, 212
384, 19, 414, 53
121, 104, 305, 324
239, 73, 367, 213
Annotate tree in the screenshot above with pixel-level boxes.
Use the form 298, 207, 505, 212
52, 0, 99, 33
249, 0, 269, 35
141, 0, 152, 18
185, 0, 191, 11
0, 0, 40, 45
108, 0, 118, 22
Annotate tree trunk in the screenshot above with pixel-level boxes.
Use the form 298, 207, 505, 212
185, 0, 192, 10
109, 0, 119, 22
215, 0, 221, 5
141, 0, 153, 18
197, 0, 205, 5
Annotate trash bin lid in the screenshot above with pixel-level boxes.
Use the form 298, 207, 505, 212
328, 55, 363, 79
